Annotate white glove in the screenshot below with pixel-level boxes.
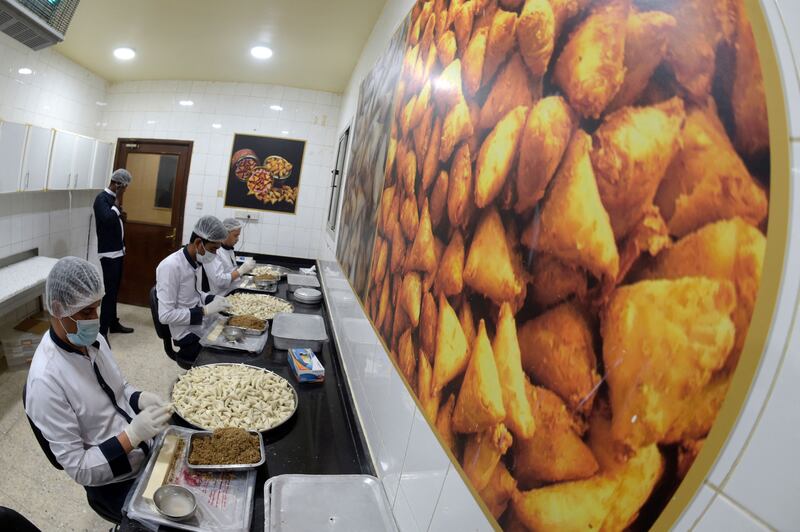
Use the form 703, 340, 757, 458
125, 405, 172, 447
237, 258, 256, 275
138, 391, 168, 410
204, 296, 230, 315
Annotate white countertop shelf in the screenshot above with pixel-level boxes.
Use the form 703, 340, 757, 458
0, 256, 59, 310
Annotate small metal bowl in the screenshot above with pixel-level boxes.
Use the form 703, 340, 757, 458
222, 326, 244, 343
255, 279, 278, 291
153, 484, 196, 521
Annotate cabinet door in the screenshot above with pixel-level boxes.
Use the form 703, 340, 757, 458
21, 126, 53, 191
48, 130, 76, 190
72, 135, 95, 189
91, 141, 114, 189
0, 121, 27, 193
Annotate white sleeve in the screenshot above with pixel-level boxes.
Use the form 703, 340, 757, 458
203, 256, 233, 294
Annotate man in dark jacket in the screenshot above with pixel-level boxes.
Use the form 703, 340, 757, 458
94, 169, 134, 337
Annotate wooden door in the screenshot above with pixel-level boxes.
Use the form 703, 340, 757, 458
114, 139, 192, 307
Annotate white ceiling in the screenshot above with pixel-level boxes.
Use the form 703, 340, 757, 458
54, 0, 386, 93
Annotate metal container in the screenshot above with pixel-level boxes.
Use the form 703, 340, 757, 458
271, 313, 328, 351
292, 287, 322, 305
286, 273, 320, 292
221, 326, 244, 343
186, 430, 266, 471
264, 475, 398, 532
153, 484, 197, 521
225, 316, 268, 336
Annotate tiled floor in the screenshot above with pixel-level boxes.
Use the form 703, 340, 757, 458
0, 303, 181, 531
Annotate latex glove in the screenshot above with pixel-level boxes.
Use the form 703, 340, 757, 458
125, 405, 172, 447
203, 296, 230, 315
237, 258, 256, 275
138, 391, 168, 410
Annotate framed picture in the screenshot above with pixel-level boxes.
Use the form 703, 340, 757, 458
224, 133, 306, 214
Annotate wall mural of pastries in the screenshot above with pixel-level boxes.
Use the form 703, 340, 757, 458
336, 17, 410, 299
224, 133, 305, 214
347, 0, 775, 529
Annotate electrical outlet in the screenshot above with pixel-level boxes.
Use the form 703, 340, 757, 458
217, 190, 223, 198
195, 201, 203, 210
235, 210, 259, 221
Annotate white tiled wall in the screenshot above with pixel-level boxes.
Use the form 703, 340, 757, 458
320, 0, 800, 530
0, 32, 107, 270
99, 81, 341, 260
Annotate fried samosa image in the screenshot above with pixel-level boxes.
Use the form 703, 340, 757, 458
602, 277, 736, 450
417, 349, 441, 423
434, 59, 464, 109
436, 393, 459, 456
432, 293, 470, 393
493, 303, 535, 438
677, 438, 704, 479
476, 106, 528, 208
454, 0, 475, 53
430, 169, 449, 227
517, 0, 555, 77
435, 230, 465, 297
518, 302, 600, 414
731, 1, 769, 160
400, 195, 419, 240
459, 300, 477, 346
437, 29, 458, 67
662, 371, 732, 444
613, 205, 671, 287
522, 130, 620, 281
553, 0, 630, 118
592, 97, 686, 239
398, 329, 417, 387
607, 10, 677, 112
479, 54, 535, 131
400, 271, 422, 327
453, 320, 506, 433
482, 8, 518, 82
478, 462, 517, 519
399, 147, 417, 194
448, 143, 474, 228
639, 217, 765, 371
550, 0, 591, 34
419, 291, 438, 358
514, 384, 599, 486
406, 199, 437, 274
462, 423, 513, 490
422, 117, 442, 192
654, 103, 768, 237
464, 208, 525, 304
515, 95, 575, 213
528, 253, 588, 308
463, 27, 488, 96
440, 100, 474, 161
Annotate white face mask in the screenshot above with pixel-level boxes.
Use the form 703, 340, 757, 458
197, 243, 216, 264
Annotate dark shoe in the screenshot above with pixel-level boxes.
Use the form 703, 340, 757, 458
110, 323, 134, 334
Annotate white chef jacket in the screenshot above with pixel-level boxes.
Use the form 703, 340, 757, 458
25, 330, 151, 487
98, 187, 125, 259
203, 245, 242, 295
156, 246, 215, 341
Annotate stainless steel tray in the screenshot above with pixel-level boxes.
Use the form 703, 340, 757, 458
171, 363, 299, 433
247, 264, 293, 278
224, 315, 268, 336
200, 317, 269, 353
286, 273, 320, 292
186, 430, 265, 471
238, 276, 279, 293
271, 313, 328, 352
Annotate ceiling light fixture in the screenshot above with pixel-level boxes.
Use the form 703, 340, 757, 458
251, 46, 273, 59
178, 100, 194, 107
95, 101, 107, 106
281, 130, 289, 135
269, 104, 283, 111
17, 67, 32, 75
211, 123, 222, 129
113, 47, 136, 60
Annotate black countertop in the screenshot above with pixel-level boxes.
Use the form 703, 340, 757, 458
122, 255, 372, 531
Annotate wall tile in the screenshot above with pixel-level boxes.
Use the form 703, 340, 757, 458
673, 484, 716, 531
428, 465, 492, 532
694, 493, 770, 532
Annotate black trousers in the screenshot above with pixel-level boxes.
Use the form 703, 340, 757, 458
100, 256, 124, 336
0, 507, 40, 531
174, 333, 202, 366
84, 478, 136, 524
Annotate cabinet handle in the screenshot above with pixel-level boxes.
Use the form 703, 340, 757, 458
75, 173, 79, 188
25, 172, 29, 189
68, 173, 72, 188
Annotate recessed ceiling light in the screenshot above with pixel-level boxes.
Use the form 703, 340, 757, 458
113, 47, 136, 60
95, 101, 107, 106
146, 120, 157, 125
178, 100, 194, 107
251, 46, 273, 59
17, 67, 32, 75
281, 130, 289, 135
211, 123, 222, 129
269, 104, 283, 111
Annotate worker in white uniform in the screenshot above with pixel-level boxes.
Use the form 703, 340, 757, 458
24, 257, 172, 523
202, 217, 255, 295
155, 215, 230, 367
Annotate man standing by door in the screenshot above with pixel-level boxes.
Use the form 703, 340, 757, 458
94, 169, 135, 337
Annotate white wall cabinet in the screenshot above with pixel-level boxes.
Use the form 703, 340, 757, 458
48, 130, 76, 190
72, 135, 95, 189
91, 141, 114, 189
0, 121, 28, 193
20, 126, 53, 191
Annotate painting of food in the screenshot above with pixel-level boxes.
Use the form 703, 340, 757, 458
353, 0, 774, 528
224, 133, 306, 214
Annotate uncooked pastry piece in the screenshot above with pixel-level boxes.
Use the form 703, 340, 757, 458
592, 97, 686, 239
553, 0, 630, 118
517, 302, 600, 415
654, 103, 768, 238
522, 130, 619, 281
602, 277, 736, 450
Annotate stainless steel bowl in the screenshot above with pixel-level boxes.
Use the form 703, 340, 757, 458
153, 484, 196, 521
222, 326, 244, 342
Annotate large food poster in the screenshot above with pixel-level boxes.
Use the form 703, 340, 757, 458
347, 0, 778, 529
335, 18, 410, 299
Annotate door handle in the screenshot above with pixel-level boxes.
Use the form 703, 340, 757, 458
165, 228, 177, 240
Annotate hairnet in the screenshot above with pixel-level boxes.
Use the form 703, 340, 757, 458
223, 218, 243, 231
45, 257, 105, 318
193, 215, 228, 242
110, 169, 132, 185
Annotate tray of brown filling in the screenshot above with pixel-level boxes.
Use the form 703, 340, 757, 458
186, 428, 265, 471
226, 315, 268, 335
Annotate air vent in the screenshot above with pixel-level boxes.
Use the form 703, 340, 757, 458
0, 0, 79, 50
